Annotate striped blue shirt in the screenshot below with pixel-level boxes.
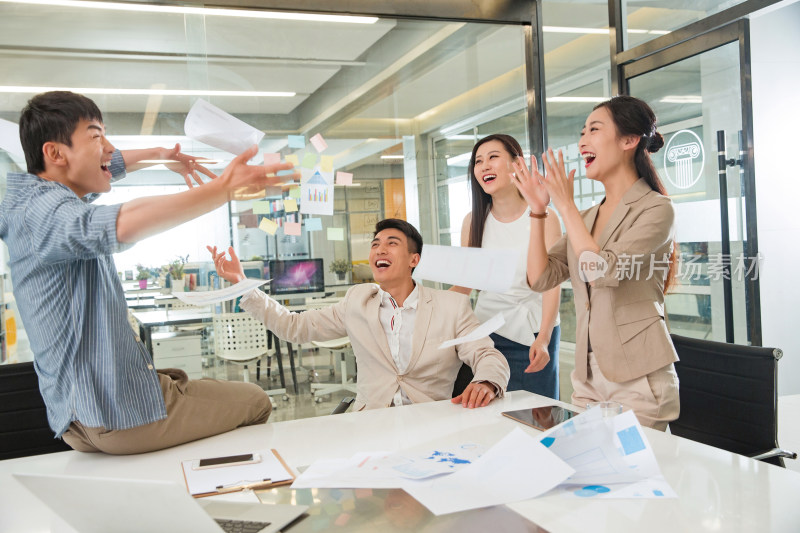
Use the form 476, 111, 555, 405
0, 150, 166, 437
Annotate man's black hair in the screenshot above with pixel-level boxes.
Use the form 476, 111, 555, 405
374, 218, 423, 255
19, 91, 104, 175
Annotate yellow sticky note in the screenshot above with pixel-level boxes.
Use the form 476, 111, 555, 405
327, 227, 344, 241
259, 218, 278, 235
320, 155, 334, 173
285, 154, 299, 166
288, 186, 301, 199
283, 198, 298, 212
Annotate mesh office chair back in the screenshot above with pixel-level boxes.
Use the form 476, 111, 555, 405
670, 334, 793, 467
0, 362, 70, 460
212, 313, 271, 383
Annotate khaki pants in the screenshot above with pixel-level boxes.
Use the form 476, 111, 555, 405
571, 352, 679, 431
63, 369, 271, 455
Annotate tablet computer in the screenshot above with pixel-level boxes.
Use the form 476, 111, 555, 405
502, 405, 578, 431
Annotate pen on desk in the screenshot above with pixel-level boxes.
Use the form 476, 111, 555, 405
215, 478, 272, 494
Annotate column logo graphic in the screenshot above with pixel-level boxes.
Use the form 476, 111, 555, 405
663, 129, 704, 189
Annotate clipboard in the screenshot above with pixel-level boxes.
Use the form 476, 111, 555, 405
181, 449, 296, 498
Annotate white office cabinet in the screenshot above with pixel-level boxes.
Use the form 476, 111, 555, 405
151, 332, 202, 379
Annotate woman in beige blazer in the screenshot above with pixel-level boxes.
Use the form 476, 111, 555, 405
513, 95, 679, 430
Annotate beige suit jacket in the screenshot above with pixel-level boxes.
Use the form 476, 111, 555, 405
530, 179, 678, 383
240, 283, 510, 411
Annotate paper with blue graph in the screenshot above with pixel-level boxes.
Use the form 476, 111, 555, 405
539, 408, 677, 499
299, 169, 334, 216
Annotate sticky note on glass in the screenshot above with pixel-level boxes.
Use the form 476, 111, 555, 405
327, 227, 344, 241
284, 198, 298, 212
284, 222, 301, 236
305, 218, 322, 231
288, 135, 305, 149
264, 152, 280, 166
302, 152, 318, 169
320, 155, 334, 173
288, 186, 301, 199
252, 201, 270, 214
285, 154, 299, 166
310, 133, 328, 153
259, 218, 278, 235
336, 172, 353, 186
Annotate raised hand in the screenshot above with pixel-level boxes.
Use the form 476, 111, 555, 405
218, 146, 300, 200
162, 143, 218, 188
511, 154, 550, 214
539, 148, 576, 214
207, 245, 245, 284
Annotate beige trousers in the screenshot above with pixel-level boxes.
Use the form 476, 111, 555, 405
62, 369, 271, 455
571, 352, 680, 431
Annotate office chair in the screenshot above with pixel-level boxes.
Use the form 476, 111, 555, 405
452, 363, 474, 398
331, 397, 355, 415
0, 362, 71, 460
670, 334, 797, 467
212, 313, 287, 401
310, 337, 357, 402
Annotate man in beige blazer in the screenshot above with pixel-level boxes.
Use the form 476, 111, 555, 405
209, 219, 510, 411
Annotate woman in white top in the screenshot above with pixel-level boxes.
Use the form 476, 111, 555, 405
451, 134, 563, 399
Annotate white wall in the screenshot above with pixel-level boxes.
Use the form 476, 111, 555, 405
750, 0, 800, 395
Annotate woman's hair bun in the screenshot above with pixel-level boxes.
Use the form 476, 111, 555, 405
647, 131, 664, 153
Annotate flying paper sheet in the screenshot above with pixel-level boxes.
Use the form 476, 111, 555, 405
172, 278, 269, 306
184, 99, 264, 156
438, 313, 504, 349
300, 170, 334, 216
0, 118, 25, 163
310, 133, 328, 153
259, 218, 278, 235
336, 171, 353, 186
413, 245, 519, 293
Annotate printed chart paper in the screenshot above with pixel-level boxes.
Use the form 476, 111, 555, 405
300, 170, 334, 216
184, 99, 264, 156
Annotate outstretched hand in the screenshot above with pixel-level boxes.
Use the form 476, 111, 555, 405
207, 245, 245, 284
218, 145, 300, 200
539, 148, 576, 214
524, 338, 550, 373
511, 154, 550, 214
162, 143, 218, 188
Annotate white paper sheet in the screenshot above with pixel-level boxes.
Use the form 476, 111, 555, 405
173, 278, 268, 306
412, 245, 519, 293
438, 313, 505, 349
0, 118, 25, 163
402, 428, 574, 515
300, 170, 334, 216
291, 452, 401, 489
184, 99, 264, 156
538, 409, 676, 499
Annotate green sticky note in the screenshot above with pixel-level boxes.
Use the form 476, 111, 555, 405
288, 186, 301, 199
252, 201, 270, 214
327, 227, 344, 241
302, 152, 318, 169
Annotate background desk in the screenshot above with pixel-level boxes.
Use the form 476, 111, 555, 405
132, 310, 213, 354
2, 391, 799, 532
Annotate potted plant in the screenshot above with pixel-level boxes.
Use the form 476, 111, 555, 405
329, 259, 352, 282
168, 255, 189, 293
135, 264, 150, 289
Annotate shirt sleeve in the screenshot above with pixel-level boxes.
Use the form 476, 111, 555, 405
25, 185, 132, 263
529, 233, 571, 292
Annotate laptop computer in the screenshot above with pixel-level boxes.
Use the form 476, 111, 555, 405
14, 472, 308, 533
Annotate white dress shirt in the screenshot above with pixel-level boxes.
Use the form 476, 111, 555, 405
377, 284, 419, 407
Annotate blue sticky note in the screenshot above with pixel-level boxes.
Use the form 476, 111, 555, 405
617, 426, 646, 455
305, 218, 322, 232
288, 135, 305, 149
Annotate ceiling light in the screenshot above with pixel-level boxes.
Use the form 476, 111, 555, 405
0, 0, 378, 23
660, 95, 702, 104
546, 96, 607, 103
380, 155, 404, 160
0, 86, 295, 97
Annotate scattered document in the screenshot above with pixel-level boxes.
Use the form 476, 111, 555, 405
403, 428, 574, 515
184, 99, 264, 156
173, 278, 268, 306
539, 409, 676, 499
438, 313, 505, 349
413, 245, 519, 293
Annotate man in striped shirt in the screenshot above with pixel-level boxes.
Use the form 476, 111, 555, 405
0, 91, 297, 454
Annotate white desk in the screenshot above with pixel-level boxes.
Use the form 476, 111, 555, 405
2, 391, 800, 532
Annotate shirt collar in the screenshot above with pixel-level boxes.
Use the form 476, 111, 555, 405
377, 282, 419, 310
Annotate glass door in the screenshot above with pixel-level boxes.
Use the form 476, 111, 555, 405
623, 22, 759, 345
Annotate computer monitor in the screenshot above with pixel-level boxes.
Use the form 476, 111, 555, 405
269, 258, 324, 296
